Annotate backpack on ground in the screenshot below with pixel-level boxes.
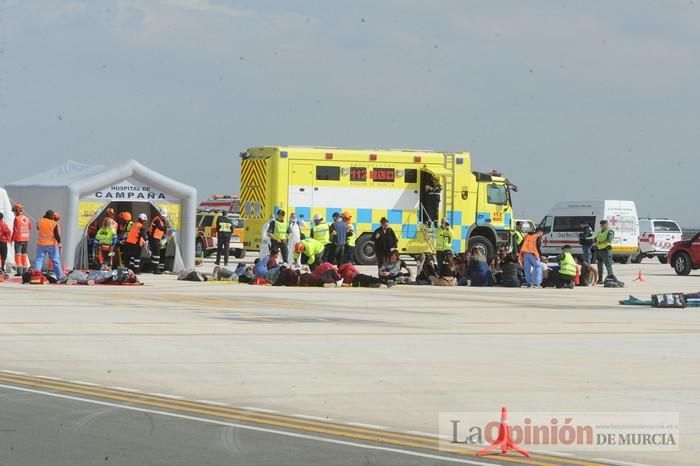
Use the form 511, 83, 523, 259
604, 276, 624, 288
652, 293, 687, 308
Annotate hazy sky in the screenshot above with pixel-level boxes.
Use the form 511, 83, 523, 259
1, 0, 698, 224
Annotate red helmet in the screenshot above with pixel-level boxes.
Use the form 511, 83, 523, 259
294, 242, 305, 253
12, 203, 23, 212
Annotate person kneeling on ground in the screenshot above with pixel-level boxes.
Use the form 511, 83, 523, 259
548, 245, 577, 289
379, 250, 413, 286
293, 237, 325, 270
467, 248, 494, 287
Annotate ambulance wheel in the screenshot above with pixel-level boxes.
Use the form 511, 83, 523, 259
468, 236, 494, 258
657, 255, 668, 264
355, 234, 377, 265
195, 239, 204, 258
233, 249, 245, 259
673, 253, 691, 276
631, 253, 644, 264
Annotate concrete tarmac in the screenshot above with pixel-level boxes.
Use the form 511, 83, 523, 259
0, 384, 478, 466
1, 261, 698, 465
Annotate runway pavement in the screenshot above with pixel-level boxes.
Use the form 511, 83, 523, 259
1, 261, 698, 465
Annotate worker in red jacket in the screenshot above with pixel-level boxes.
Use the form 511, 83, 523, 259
0, 212, 11, 274
12, 204, 31, 276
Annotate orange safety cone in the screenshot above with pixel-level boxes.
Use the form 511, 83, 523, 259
476, 407, 530, 458
633, 269, 645, 282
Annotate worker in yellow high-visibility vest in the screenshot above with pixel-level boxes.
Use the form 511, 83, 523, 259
435, 219, 453, 269
267, 209, 291, 262
594, 219, 615, 284
310, 214, 332, 263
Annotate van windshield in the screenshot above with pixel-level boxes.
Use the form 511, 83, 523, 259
653, 221, 681, 232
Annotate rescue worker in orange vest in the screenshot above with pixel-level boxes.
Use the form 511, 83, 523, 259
11, 204, 31, 276
34, 210, 64, 280
124, 213, 148, 274
47, 212, 63, 274
518, 226, 543, 288
148, 209, 172, 274
114, 211, 132, 267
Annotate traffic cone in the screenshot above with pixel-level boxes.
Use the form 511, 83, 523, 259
476, 407, 530, 458
633, 269, 645, 282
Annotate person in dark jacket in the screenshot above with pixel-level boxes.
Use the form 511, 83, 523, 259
372, 217, 398, 269
500, 253, 522, 287
578, 222, 594, 265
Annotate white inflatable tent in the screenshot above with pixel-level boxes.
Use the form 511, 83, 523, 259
5, 160, 197, 271
0, 188, 16, 270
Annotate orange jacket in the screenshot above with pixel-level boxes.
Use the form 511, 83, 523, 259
519, 233, 541, 259
125, 220, 145, 245
12, 213, 31, 242
37, 218, 58, 246
149, 216, 165, 240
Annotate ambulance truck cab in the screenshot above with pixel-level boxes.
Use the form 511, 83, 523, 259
539, 200, 639, 263
239, 146, 516, 264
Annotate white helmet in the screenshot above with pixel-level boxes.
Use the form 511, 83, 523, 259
159, 208, 168, 217
138, 213, 147, 221
313, 214, 323, 222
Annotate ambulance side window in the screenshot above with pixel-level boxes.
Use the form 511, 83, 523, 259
202, 216, 214, 227
404, 169, 417, 184
316, 166, 340, 181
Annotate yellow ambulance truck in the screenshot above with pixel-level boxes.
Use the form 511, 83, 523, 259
240, 146, 516, 264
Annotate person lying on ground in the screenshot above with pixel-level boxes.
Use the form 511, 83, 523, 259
310, 261, 344, 287
212, 263, 247, 281
338, 262, 383, 288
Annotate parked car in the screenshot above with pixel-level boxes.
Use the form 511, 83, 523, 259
634, 218, 683, 264
668, 232, 700, 275
195, 211, 245, 259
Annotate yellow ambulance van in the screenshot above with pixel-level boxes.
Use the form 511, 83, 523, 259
240, 146, 516, 264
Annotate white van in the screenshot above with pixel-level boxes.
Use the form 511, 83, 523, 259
634, 218, 683, 264
538, 200, 639, 262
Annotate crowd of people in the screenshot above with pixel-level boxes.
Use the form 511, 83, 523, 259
196, 209, 618, 289
0, 203, 175, 283
0, 201, 622, 289
85, 207, 174, 274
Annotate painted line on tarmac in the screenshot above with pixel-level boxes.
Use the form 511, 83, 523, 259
0, 372, 609, 466
348, 422, 389, 430
0, 383, 495, 466
194, 399, 231, 407
591, 459, 651, 466
241, 406, 280, 414
293, 414, 335, 422
107, 386, 142, 392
